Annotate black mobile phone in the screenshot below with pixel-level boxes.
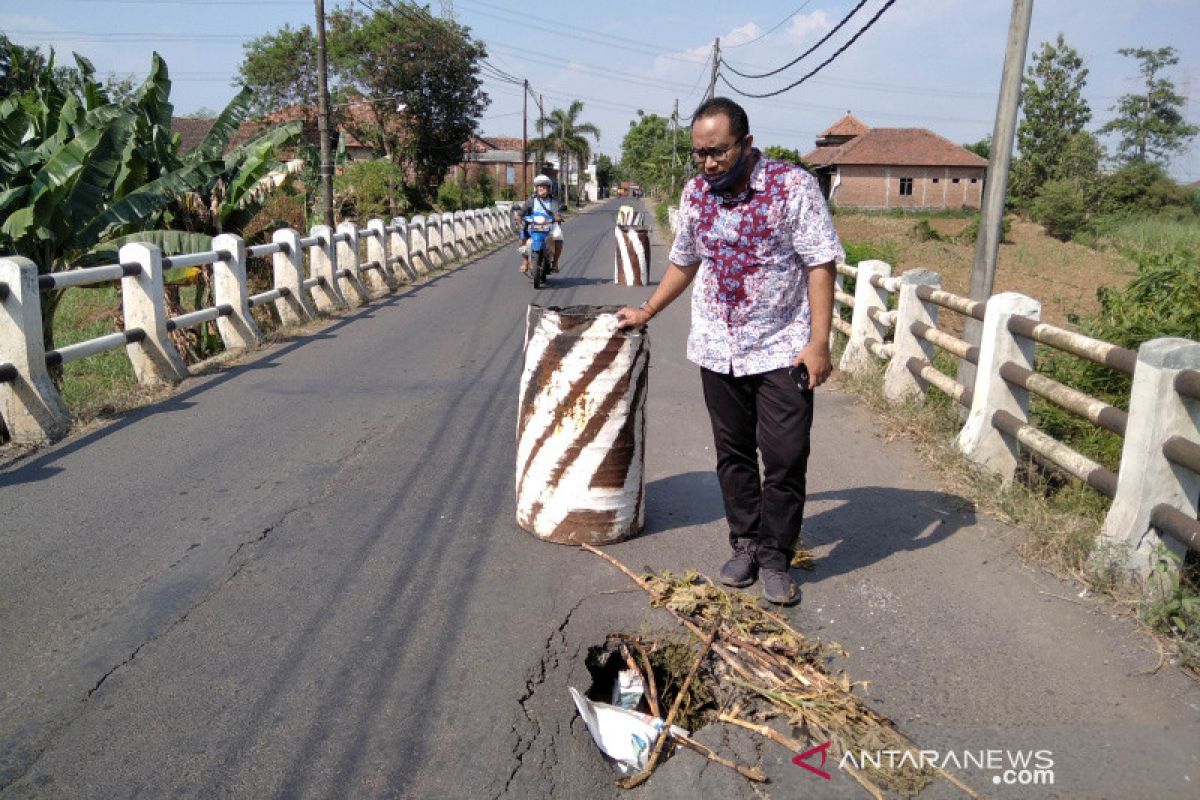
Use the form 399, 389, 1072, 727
790, 363, 810, 390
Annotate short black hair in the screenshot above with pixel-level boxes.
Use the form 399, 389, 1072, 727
691, 97, 749, 140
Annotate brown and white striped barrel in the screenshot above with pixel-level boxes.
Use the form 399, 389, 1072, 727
516, 304, 650, 544
613, 226, 650, 286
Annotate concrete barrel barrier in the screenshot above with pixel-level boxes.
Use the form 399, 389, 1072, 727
515, 304, 650, 544
613, 225, 650, 286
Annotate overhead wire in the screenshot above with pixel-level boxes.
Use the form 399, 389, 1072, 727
723, 0, 870, 80
720, 0, 896, 99
722, 1, 814, 50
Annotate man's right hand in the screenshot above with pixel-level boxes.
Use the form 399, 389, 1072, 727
615, 306, 651, 329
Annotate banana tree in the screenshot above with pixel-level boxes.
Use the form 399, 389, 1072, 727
0, 51, 300, 354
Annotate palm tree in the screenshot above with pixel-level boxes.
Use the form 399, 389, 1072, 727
530, 100, 599, 207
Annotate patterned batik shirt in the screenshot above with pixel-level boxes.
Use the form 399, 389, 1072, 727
669, 150, 844, 376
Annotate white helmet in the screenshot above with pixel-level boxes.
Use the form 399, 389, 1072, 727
533, 174, 552, 186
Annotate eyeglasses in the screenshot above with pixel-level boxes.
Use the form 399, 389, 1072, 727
690, 138, 743, 163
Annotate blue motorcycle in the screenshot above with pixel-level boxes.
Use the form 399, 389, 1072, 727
523, 213, 554, 289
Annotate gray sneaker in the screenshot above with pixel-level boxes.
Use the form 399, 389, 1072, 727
720, 540, 759, 588
761, 569, 801, 606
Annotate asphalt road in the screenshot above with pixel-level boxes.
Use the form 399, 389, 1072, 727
2, 198, 1197, 799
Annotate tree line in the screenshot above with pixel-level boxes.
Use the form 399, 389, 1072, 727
1009, 39, 1197, 240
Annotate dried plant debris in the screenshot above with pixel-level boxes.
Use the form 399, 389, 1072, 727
580, 544, 979, 798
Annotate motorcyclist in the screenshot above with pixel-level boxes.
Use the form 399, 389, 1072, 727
518, 174, 564, 274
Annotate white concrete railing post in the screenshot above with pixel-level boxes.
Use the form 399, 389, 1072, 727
440, 213, 458, 260
425, 216, 444, 268
212, 233, 264, 350
883, 269, 942, 404
365, 219, 398, 293
830, 270, 846, 353
309, 225, 347, 312
408, 217, 431, 276
838, 259, 892, 375
956, 292, 1041, 484
1097, 339, 1200, 580
0, 258, 72, 442
453, 211, 471, 255
335, 221, 370, 306
271, 228, 317, 325
478, 209, 495, 244
118, 242, 190, 385
388, 217, 417, 283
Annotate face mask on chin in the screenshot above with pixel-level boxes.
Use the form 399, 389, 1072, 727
701, 141, 750, 193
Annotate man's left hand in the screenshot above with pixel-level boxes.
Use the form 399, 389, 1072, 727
792, 343, 833, 390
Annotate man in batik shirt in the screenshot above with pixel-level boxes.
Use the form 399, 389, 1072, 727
617, 97, 843, 606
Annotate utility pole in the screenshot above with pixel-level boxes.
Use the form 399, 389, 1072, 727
522, 79, 528, 200
315, 0, 334, 228
706, 38, 720, 100
959, 0, 1033, 389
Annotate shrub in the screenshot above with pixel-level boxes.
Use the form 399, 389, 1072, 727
956, 214, 1012, 244
1029, 179, 1088, 241
654, 201, 670, 230
1033, 245, 1200, 470
911, 219, 943, 242
334, 159, 410, 221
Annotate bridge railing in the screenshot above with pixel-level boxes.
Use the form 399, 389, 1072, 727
0, 205, 516, 445
832, 260, 1200, 582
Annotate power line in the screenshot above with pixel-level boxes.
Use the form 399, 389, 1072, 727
723, 0, 870, 80
720, 0, 896, 99
722, 1, 815, 50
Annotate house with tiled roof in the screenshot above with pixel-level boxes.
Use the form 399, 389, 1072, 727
451, 134, 538, 196
803, 113, 988, 210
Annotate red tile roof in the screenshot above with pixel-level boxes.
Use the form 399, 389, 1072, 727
819, 113, 870, 138
805, 127, 987, 168
479, 135, 525, 152
172, 117, 217, 153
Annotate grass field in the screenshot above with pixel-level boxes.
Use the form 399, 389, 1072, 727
831, 211, 1140, 328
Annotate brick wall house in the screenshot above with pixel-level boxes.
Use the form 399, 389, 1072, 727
803, 113, 987, 211
449, 135, 538, 196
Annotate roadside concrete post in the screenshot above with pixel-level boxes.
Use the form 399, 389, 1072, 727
830, 268, 846, 353
440, 213, 458, 261
364, 219, 397, 293
408, 218, 431, 276
453, 211, 471, 254
838, 259, 892, 375
309, 225, 347, 312
480, 208, 496, 243
212, 233, 264, 350
271, 228, 317, 325
0, 258, 72, 442
335, 221, 370, 306
425, 217, 444, 268
1097, 338, 1200, 581
118, 242, 190, 385
388, 217, 416, 283
883, 269, 942, 404
956, 292, 1040, 484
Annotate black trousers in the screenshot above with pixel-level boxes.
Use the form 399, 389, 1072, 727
700, 366, 814, 572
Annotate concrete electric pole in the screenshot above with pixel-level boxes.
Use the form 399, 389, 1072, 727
706, 38, 720, 100
959, 0, 1034, 388
315, 0, 334, 228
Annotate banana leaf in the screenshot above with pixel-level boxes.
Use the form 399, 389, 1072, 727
188, 86, 255, 164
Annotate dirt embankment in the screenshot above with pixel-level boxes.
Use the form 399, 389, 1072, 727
832, 214, 1136, 328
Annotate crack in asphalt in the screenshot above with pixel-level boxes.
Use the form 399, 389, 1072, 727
495, 594, 590, 800
1, 505, 304, 793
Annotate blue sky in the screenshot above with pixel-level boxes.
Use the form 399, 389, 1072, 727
4, 0, 1198, 181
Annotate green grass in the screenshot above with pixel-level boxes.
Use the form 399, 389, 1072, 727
52, 285, 138, 413
1089, 214, 1200, 254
